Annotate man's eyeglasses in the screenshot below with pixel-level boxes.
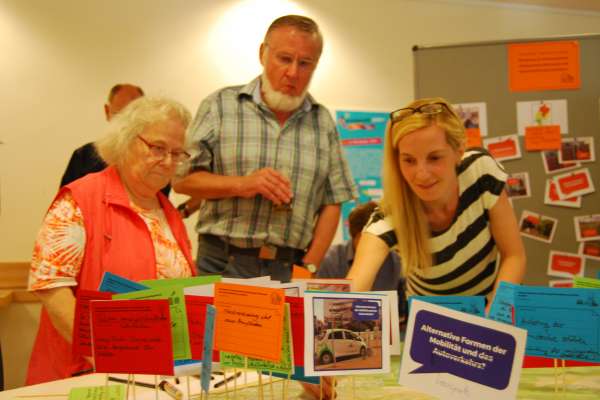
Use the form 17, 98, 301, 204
136, 135, 191, 165
390, 102, 453, 125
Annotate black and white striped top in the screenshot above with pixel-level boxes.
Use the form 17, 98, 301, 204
365, 149, 507, 298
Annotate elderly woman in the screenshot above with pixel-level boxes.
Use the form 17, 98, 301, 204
26, 97, 195, 384
348, 97, 526, 308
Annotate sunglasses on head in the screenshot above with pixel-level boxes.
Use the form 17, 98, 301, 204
390, 102, 453, 126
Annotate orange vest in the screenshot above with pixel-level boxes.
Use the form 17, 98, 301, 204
26, 167, 194, 384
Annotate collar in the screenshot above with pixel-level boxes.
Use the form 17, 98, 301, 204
103, 166, 169, 209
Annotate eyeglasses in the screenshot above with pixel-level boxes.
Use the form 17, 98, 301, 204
390, 102, 453, 126
136, 135, 191, 165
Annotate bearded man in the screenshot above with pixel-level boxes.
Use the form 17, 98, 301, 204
174, 15, 356, 282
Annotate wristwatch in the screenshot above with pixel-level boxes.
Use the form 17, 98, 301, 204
304, 263, 317, 273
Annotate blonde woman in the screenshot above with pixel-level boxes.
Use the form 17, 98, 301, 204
347, 97, 525, 309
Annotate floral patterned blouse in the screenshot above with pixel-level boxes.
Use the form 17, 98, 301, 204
29, 191, 191, 290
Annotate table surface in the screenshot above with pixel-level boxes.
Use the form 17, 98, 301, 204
2, 358, 599, 400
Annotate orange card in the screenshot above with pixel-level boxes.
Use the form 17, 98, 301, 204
465, 128, 482, 148
292, 264, 313, 279
508, 40, 580, 92
524, 125, 561, 151
213, 282, 285, 362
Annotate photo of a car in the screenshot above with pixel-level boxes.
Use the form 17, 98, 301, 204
315, 328, 368, 365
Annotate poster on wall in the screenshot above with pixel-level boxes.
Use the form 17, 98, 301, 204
337, 111, 388, 240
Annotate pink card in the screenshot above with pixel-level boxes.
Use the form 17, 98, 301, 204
90, 299, 174, 375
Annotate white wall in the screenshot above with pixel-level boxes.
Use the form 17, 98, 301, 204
1, 0, 600, 261
1, 0, 600, 390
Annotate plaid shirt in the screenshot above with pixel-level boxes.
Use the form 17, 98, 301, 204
185, 77, 357, 249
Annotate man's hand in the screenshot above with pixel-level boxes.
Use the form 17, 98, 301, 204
238, 168, 293, 206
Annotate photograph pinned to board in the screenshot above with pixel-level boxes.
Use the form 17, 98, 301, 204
453, 102, 488, 135
547, 250, 585, 279
541, 150, 579, 174
519, 210, 558, 243
483, 134, 521, 162
544, 179, 581, 208
551, 168, 595, 199
558, 136, 595, 164
516, 99, 568, 135
579, 240, 600, 261
548, 279, 574, 288
506, 172, 531, 199
303, 291, 390, 377
574, 214, 600, 242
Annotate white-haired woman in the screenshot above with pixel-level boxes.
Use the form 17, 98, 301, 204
27, 97, 195, 384
348, 97, 526, 309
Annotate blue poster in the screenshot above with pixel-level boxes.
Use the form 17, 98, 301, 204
336, 110, 389, 240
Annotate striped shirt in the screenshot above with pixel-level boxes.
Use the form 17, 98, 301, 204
365, 149, 507, 297
185, 77, 357, 249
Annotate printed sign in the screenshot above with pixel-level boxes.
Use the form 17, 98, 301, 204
399, 300, 526, 400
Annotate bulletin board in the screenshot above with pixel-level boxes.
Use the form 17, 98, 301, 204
413, 34, 600, 286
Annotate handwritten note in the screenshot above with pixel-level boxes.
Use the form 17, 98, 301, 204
214, 283, 285, 362
489, 283, 600, 362
90, 299, 174, 375
524, 125, 561, 151
69, 385, 125, 400
114, 287, 191, 360
72, 290, 112, 356
98, 271, 148, 293
221, 304, 294, 374
201, 304, 216, 393
409, 296, 485, 317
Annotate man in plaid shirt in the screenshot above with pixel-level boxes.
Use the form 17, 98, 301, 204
174, 15, 356, 282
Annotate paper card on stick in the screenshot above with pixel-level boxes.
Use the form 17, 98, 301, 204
68, 385, 126, 400
113, 286, 191, 360
200, 304, 216, 393
547, 250, 584, 278
304, 291, 390, 376
399, 300, 526, 400
140, 275, 221, 289
72, 290, 112, 357
221, 303, 294, 374
293, 278, 353, 292
184, 295, 215, 360
213, 282, 285, 362
90, 299, 174, 375
524, 125, 561, 150
508, 41, 580, 92
98, 271, 149, 293
408, 295, 485, 317
573, 276, 600, 289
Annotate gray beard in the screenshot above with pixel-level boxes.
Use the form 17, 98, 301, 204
260, 72, 307, 112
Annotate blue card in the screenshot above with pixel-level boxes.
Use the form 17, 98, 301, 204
201, 305, 216, 393
98, 271, 148, 293
489, 283, 600, 363
409, 295, 485, 317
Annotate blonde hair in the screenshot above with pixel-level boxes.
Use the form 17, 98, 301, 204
96, 96, 191, 168
381, 97, 466, 276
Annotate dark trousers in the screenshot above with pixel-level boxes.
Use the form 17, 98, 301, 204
195, 235, 305, 283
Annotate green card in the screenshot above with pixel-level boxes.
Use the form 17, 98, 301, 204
139, 275, 221, 289
113, 287, 191, 360
220, 303, 294, 375
68, 385, 125, 400
573, 276, 600, 288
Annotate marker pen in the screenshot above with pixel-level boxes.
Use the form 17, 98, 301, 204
159, 380, 183, 400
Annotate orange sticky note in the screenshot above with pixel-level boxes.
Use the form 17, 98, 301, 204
213, 282, 285, 362
524, 125, 561, 151
508, 40, 580, 92
465, 128, 482, 148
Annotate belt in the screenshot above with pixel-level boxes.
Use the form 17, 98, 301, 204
199, 234, 305, 263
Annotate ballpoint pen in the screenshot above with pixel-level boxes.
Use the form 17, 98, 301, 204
214, 371, 242, 388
